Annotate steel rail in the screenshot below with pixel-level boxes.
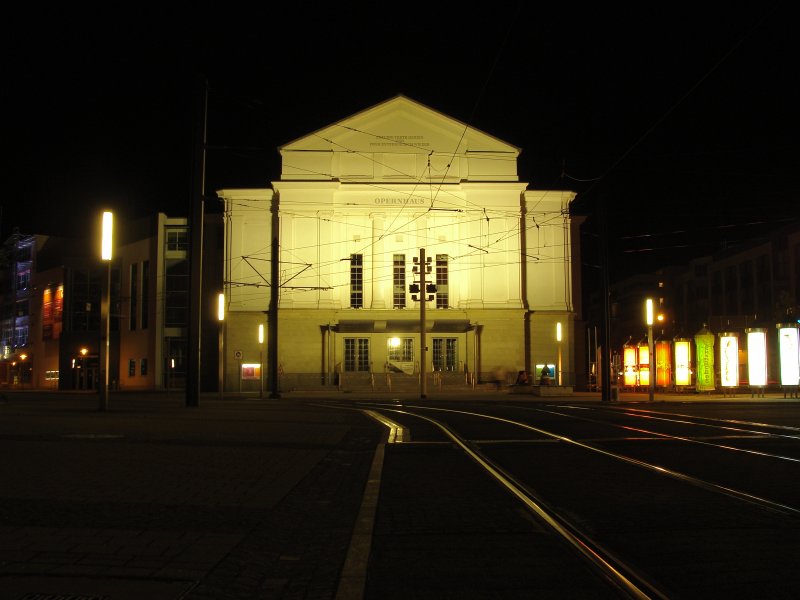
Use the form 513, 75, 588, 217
552, 403, 800, 440
376, 406, 666, 600
405, 404, 800, 518
513, 405, 800, 465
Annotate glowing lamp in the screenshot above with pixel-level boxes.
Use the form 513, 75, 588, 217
637, 338, 650, 387
258, 323, 264, 344
694, 326, 716, 392
389, 337, 401, 348
623, 344, 637, 387
217, 293, 225, 322
674, 338, 691, 387
777, 324, 800, 386
655, 340, 671, 387
718, 332, 739, 388
745, 328, 767, 387
101, 211, 113, 261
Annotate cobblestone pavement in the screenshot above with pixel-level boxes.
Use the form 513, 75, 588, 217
0, 392, 382, 600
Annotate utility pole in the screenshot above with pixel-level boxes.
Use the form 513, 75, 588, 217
268, 195, 280, 398
186, 75, 207, 408
413, 249, 433, 400
420, 248, 427, 399
599, 194, 613, 402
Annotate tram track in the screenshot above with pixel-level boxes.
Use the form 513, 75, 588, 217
346, 400, 800, 598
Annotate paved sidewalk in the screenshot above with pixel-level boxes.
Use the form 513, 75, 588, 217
0, 392, 383, 600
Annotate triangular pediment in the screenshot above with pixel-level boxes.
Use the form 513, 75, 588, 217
281, 95, 519, 156
278, 95, 520, 182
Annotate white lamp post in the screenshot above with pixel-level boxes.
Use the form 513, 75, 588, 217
258, 323, 264, 398
646, 298, 654, 402
218, 292, 225, 400
556, 322, 563, 386
99, 211, 113, 411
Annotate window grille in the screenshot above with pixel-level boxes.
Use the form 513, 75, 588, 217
344, 337, 370, 371
436, 254, 449, 309
393, 254, 406, 308
433, 338, 457, 371
350, 254, 363, 308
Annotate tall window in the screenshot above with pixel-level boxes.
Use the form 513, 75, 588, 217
350, 254, 363, 308
166, 229, 189, 251
14, 326, 28, 348
130, 263, 138, 330
393, 254, 406, 308
387, 338, 413, 362
435, 254, 449, 309
344, 338, 370, 371
16, 268, 30, 290
433, 338, 457, 371
165, 259, 189, 327
141, 261, 149, 329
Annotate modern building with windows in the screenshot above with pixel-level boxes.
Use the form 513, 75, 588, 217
218, 96, 584, 390
1, 214, 192, 391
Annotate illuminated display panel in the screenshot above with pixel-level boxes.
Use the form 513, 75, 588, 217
674, 339, 691, 386
655, 340, 671, 387
623, 346, 637, 386
778, 325, 800, 386
637, 342, 649, 386
746, 329, 767, 387
719, 333, 738, 388
695, 329, 715, 392
241, 364, 261, 380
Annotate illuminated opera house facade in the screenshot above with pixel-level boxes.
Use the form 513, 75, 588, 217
217, 96, 584, 391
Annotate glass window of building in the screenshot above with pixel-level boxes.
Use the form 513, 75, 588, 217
165, 259, 189, 327
433, 338, 457, 371
141, 261, 149, 329
350, 254, 363, 308
130, 263, 138, 330
16, 268, 30, 290
14, 325, 28, 347
387, 337, 413, 362
166, 229, 189, 251
393, 254, 406, 309
344, 337, 369, 371
435, 254, 449, 309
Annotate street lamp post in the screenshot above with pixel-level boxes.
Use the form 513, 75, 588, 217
99, 211, 113, 411
19, 354, 27, 390
646, 298, 654, 402
258, 323, 264, 399
556, 322, 563, 386
218, 292, 225, 400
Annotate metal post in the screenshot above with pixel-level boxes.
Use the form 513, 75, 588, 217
218, 322, 224, 400
420, 248, 427, 400
217, 292, 225, 400
268, 196, 281, 399
646, 298, 654, 402
99, 260, 110, 411
648, 323, 654, 402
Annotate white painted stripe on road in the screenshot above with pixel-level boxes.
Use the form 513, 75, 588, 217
362, 409, 407, 443
335, 442, 386, 600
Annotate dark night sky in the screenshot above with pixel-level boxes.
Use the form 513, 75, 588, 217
3, 3, 795, 282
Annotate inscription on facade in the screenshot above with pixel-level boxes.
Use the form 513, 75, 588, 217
373, 197, 427, 205
370, 135, 430, 147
